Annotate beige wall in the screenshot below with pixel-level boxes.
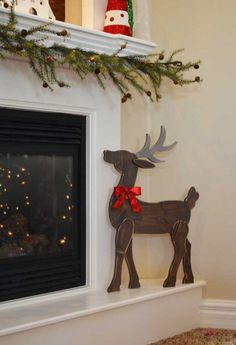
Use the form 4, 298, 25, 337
122, 0, 236, 300
65, 0, 82, 26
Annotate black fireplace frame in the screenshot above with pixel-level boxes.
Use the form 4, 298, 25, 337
0, 107, 86, 301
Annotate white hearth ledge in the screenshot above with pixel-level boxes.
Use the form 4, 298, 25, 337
0, 9, 156, 56
0, 280, 205, 337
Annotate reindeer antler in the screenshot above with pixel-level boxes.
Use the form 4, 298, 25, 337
136, 126, 177, 163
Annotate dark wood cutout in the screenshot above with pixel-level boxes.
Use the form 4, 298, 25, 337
104, 127, 199, 292
49, 0, 65, 22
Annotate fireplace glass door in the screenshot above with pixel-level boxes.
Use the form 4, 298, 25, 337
0, 108, 86, 301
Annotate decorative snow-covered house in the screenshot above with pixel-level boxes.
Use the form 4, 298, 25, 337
0, 0, 55, 20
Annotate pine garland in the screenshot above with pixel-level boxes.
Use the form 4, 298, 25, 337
0, 7, 201, 102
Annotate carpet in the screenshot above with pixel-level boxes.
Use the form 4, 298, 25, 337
150, 328, 236, 344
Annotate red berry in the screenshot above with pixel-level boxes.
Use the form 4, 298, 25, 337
57, 30, 68, 37
21, 29, 28, 38
47, 55, 54, 63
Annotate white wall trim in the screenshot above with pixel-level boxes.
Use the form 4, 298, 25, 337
0, 8, 156, 56
199, 299, 236, 330
0, 101, 97, 298
0, 280, 205, 339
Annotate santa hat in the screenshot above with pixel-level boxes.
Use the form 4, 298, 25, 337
103, 0, 133, 36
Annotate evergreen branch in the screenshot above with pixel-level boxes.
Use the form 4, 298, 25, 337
0, 9, 202, 102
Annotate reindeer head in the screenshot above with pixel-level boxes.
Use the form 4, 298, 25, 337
103, 126, 177, 174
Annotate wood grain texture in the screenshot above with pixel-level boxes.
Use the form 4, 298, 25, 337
104, 130, 199, 292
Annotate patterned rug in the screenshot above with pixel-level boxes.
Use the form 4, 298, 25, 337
150, 328, 236, 344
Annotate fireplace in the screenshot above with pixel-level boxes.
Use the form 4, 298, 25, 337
0, 107, 86, 301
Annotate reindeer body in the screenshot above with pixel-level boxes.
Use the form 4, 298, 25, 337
109, 197, 191, 234
104, 128, 199, 292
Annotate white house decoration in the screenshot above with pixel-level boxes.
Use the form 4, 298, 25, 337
0, 0, 55, 20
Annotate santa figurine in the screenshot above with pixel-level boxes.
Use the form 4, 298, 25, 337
103, 0, 133, 36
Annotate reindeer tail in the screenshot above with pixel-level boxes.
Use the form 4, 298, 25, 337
184, 187, 199, 210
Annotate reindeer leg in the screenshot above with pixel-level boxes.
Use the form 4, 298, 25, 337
125, 240, 140, 289
182, 238, 194, 284
107, 218, 134, 293
163, 221, 189, 288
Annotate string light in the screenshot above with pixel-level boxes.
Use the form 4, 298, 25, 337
59, 236, 67, 245
0, 157, 74, 256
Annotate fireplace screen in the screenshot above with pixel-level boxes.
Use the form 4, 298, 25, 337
0, 153, 75, 258
0, 108, 86, 301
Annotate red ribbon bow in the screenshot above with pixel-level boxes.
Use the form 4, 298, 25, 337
112, 186, 142, 213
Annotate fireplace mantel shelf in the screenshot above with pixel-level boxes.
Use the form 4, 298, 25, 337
0, 9, 156, 56
0, 280, 205, 337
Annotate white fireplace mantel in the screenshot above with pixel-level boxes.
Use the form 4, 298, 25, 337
0, 9, 156, 56
0, 10, 205, 345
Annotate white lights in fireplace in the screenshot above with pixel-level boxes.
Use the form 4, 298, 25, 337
0, 165, 30, 217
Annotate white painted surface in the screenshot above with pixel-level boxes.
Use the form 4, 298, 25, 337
0, 7, 206, 344
133, 0, 150, 40
199, 299, 236, 330
0, 54, 122, 292
0, 280, 205, 337
0, 281, 205, 345
0, 8, 156, 56
0, 0, 55, 20
82, 0, 107, 31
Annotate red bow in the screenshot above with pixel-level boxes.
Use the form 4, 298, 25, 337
113, 186, 142, 213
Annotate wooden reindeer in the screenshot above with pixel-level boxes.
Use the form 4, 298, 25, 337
103, 126, 199, 292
